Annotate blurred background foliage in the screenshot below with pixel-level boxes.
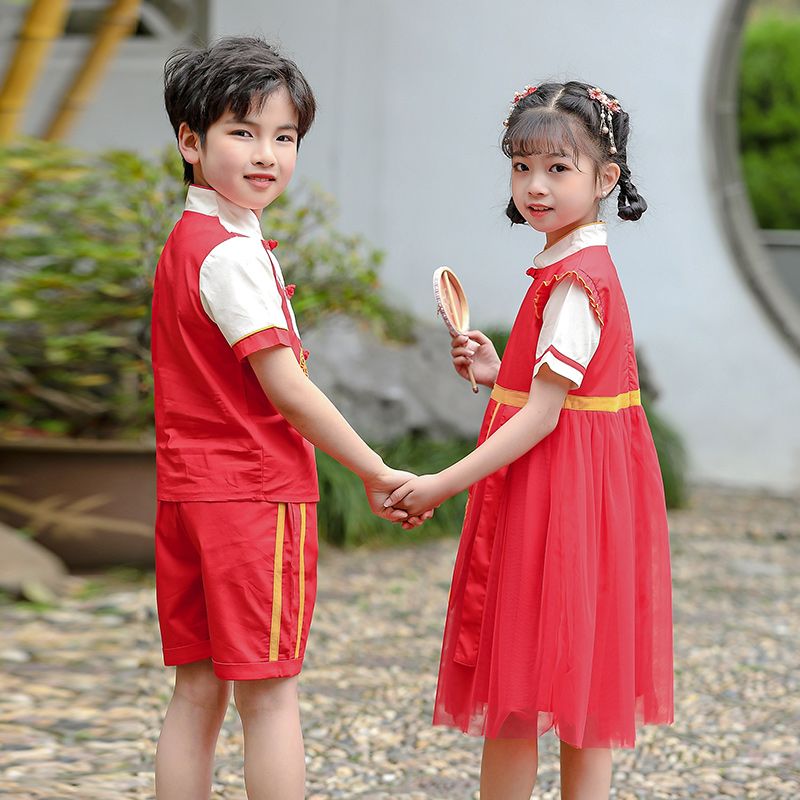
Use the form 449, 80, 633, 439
0, 139, 411, 440
739, 3, 800, 229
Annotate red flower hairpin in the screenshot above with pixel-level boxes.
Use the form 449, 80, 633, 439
503, 84, 538, 127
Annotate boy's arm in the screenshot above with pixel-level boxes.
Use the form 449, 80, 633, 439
248, 345, 412, 521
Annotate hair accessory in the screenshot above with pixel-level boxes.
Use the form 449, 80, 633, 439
587, 87, 621, 154
502, 84, 537, 127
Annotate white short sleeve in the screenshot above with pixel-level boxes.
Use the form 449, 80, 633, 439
199, 237, 287, 347
533, 277, 601, 388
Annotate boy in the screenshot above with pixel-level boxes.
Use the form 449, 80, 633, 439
152, 37, 425, 799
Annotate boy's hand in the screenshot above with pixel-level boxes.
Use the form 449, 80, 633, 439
451, 330, 501, 387
364, 467, 416, 523
383, 474, 451, 518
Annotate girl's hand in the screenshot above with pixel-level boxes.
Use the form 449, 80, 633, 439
401, 508, 436, 531
384, 474, 452, 517
451, 330, 500, 387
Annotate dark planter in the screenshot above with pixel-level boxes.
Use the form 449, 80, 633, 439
0, 438, 156, 569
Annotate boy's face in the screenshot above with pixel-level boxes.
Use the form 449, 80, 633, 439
179, 86, 299, 217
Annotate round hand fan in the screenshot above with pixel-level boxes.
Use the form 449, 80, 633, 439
433, 267, 479, 393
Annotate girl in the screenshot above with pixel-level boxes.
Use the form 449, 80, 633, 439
386, 81, 674, 799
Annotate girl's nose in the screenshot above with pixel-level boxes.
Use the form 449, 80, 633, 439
527, 175, 547, 196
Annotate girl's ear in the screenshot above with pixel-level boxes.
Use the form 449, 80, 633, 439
178, 122, 202, 166
600, 161, 622, 198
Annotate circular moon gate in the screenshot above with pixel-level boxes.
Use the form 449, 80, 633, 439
707, 0, 800, 358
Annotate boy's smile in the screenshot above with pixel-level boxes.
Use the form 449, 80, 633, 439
178, 86, 299, 218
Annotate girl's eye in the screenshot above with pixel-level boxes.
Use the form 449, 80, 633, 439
512, 162, 528, 172
550, 163, 568, 173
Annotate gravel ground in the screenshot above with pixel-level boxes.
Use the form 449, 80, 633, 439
0, 485, 799, 799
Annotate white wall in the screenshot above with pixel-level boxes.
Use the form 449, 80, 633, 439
209, 0, 800, 492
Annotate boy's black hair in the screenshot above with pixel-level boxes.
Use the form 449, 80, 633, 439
164, 37, 316, 184
502, 80, 647, 223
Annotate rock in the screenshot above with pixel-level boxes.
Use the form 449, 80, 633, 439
303, 316, 487, 442
0, 523, 68, 599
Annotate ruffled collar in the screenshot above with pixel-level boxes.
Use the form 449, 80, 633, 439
532, 221, 607, 269
185, 184, 263, 239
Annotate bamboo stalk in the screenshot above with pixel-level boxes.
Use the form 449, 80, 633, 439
44, 0, 142, 141
0, 0, 69, 142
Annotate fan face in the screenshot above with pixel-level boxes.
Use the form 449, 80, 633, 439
434, 267, 470, 336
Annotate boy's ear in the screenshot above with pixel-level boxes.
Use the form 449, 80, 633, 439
177, 122, 202, 166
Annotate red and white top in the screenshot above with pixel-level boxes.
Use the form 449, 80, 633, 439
151, 185, 318, 503
531, 223, 604, 388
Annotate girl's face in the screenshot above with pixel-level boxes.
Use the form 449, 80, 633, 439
511, 148, 619, 246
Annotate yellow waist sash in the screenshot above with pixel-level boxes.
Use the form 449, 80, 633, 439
490, 384, 641, 412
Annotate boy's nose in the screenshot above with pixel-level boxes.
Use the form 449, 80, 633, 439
253, 142, 276, 166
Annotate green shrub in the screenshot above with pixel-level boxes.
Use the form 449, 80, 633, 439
0, 140, 410, 438
739, 14, 800, 229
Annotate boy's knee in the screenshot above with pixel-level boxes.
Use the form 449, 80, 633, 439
174, 659, 231, 712
233, 675, 299, 717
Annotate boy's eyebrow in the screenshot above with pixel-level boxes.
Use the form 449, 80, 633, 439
226, 115, 298, 132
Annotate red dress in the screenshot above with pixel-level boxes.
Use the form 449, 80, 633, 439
433, 227, 674, 749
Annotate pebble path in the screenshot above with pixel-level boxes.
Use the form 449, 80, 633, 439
1, 486, 798, 799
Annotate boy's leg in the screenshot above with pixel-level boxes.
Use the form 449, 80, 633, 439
559, 741, 612, 800
234, 676, 305, 800
480, 737, 538, 800
155, 659, 231, 800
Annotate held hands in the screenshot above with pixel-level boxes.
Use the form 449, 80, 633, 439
451, 330, 500, 388
383, 473, 451, 518
363, 467, 435, 530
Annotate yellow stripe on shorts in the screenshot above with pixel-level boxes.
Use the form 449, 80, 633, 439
294, 503, 307, 659
269, 503, 286, 661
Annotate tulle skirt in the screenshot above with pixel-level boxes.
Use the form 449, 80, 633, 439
432, 403, 674, 749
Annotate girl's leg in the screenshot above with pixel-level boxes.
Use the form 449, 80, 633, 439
559, 741, 612, 800
480, 737, 539, 800
233, 675, 305, 800
155, 659, 232, 800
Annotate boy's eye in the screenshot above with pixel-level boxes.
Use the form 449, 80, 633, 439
276, 134, 296, 143
231, 130, 253, 138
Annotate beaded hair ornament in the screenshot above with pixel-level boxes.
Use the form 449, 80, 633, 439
502, 83, 622, 155
587, 86, 621, 154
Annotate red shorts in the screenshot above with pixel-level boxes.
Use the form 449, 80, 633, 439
155, 500, 318, 680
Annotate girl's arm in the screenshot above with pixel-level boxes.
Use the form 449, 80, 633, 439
249, 346, 424, 525
385, 364, 571, 516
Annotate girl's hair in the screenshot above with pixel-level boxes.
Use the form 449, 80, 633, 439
502, 80, 646, 223
164, 37, 316, 184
